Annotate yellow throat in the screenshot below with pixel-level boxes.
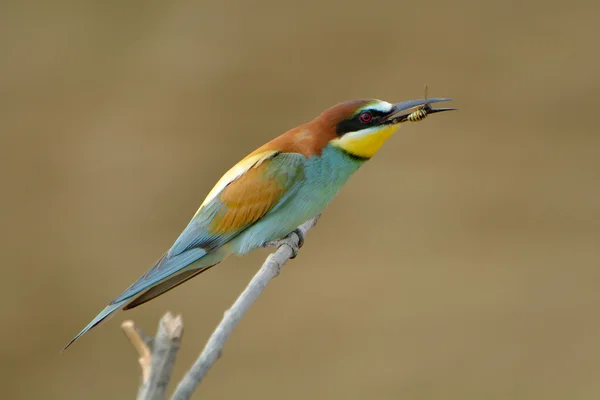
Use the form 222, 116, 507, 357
330, 124, 400, 159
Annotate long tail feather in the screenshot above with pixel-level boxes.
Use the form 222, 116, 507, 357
62, 248, 211, 352
61, 300, 127, 352
123, 263, 218, 311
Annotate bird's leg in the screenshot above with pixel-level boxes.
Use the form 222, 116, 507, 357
263, 228, 305, 259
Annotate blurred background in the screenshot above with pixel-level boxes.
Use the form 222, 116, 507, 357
1, 0, 599, 398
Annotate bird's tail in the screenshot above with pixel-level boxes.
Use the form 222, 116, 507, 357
61, 301, 126, 352
61, 247, 225, 352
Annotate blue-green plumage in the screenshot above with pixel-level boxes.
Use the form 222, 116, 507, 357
229, 145, 364, 254
63, 145, 365, 351
64, 93, 455, 350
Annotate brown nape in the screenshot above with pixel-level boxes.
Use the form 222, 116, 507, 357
250, 100, 374, 158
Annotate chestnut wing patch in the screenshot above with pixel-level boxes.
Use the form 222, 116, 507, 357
168, 152, 306, 256
209, 153, 306, 234
210, 164, 282, 234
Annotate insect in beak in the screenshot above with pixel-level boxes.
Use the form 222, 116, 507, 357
384, 86, 457, 125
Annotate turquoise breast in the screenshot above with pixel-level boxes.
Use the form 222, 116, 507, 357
230, 145, 366, 254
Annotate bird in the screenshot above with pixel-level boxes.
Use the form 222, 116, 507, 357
63, 94, 455, 351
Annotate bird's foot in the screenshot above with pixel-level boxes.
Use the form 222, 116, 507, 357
263, 228, 305, 259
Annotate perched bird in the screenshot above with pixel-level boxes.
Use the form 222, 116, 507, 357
63, 95, 455, 350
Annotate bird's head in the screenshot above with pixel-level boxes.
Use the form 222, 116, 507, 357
317, 96, 454, 159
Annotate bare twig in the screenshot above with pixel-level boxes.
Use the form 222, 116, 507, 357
122, 321, 152, 383
171, 215, 320, 400
122, 216, 320, 400
122, 312, 184, 400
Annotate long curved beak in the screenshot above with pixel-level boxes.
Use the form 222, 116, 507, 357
383, 97, 456, 124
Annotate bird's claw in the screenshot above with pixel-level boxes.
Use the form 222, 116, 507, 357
291, 228, 305, 249
263, 228, 305, 259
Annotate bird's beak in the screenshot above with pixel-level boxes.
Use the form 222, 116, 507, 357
382, 97, 456, 125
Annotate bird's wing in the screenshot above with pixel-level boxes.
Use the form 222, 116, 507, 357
62, 149, 308, 350
168, 150, 307, 256
108, 150, 306, 305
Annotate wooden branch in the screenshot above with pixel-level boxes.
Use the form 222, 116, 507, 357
170, 215, 320, 400
121, 321, 152, 383
122, 216, 320, 400
122, 312, 184, 400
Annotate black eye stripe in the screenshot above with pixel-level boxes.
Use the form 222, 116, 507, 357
367, 109, 388, 117
335, 108, 389, 136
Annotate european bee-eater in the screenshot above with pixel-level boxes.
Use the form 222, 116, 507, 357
64, 95, 454, 350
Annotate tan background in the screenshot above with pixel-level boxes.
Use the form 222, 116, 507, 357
2, 0, 600, 399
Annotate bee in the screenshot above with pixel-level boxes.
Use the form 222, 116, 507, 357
406, 85, 432, 123
388, 86, 455, 125
406, 108, 429, 122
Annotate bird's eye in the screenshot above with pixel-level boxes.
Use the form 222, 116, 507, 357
359, 111, 372, 123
